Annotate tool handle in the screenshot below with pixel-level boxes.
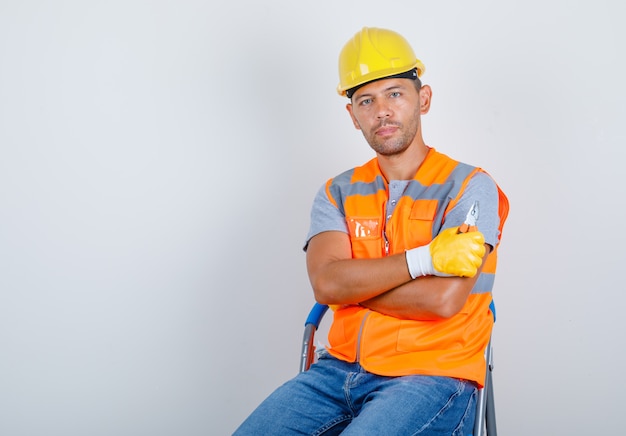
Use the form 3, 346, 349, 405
458, 224, 477, 234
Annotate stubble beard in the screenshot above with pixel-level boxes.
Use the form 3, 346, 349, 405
368, 126, 411, 156
366, 119, 419, 157
364, 106, 421, 157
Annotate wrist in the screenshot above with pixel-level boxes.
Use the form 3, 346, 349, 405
405, 245, 435, 279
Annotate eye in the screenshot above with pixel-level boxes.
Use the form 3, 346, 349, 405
390, 91, 401, 98
359, 98, 372, 106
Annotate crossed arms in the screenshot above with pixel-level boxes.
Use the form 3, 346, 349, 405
306, 230, 491, 321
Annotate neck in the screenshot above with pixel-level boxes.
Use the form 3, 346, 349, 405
378, 142, 430, 181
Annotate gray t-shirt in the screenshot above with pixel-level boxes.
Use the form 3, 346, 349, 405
304, 172, 501, 250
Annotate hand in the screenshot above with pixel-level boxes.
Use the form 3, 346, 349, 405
430, 227, 486, 277
405, 227, 486, 278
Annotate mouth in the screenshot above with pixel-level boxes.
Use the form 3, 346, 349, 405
375, 124, 399, 137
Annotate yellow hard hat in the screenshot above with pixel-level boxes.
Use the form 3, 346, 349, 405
337, 27, 425, 97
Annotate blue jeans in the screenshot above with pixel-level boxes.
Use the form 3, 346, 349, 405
234, 351, 477, 435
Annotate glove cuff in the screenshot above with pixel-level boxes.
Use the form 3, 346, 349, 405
405, 245, 435, 279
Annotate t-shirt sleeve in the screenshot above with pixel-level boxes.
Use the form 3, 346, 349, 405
441, 171, 502, 248
303, 183, 349, 251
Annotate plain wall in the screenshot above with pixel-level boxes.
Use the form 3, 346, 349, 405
1, 1, 624, 435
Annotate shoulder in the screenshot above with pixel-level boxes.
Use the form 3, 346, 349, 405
329, 158, 378, 184
468, 171, 498, 192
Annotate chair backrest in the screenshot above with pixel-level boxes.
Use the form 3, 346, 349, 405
299, 302, 497, 436
299, 303, 329, 373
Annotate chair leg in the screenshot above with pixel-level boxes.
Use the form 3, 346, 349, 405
473, 337, 495, 436
485, 369, 497, 435
473, 385, 487, 436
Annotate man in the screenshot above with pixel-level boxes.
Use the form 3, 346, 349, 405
235, 27, 509, 435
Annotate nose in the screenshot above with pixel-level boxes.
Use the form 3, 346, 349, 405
374, 100, 392, 119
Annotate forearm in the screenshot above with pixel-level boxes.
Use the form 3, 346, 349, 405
306, 231, 413, 305
361, 244, 491, 320
360, 275, 477, 320
308, 252, 413, 305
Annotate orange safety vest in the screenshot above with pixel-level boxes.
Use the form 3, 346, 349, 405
323, 148, 509, 386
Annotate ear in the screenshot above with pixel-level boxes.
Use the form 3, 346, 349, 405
345, 103, 361, 130
419, 85, 432, 115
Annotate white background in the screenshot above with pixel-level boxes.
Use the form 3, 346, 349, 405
1, 1, 624, 435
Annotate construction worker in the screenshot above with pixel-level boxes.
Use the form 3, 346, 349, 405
235, 27, 509, 435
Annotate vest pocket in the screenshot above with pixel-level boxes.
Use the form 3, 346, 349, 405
403, 199, 439, 248
346, 216, 384, 257
346, 216, 380, 239
409, 199, 439, 221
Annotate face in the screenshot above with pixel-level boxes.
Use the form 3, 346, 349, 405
346, 78, 430, 157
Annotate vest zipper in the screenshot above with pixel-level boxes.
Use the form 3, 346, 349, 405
383, 231, 390, 256
383, 189, 391, 256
